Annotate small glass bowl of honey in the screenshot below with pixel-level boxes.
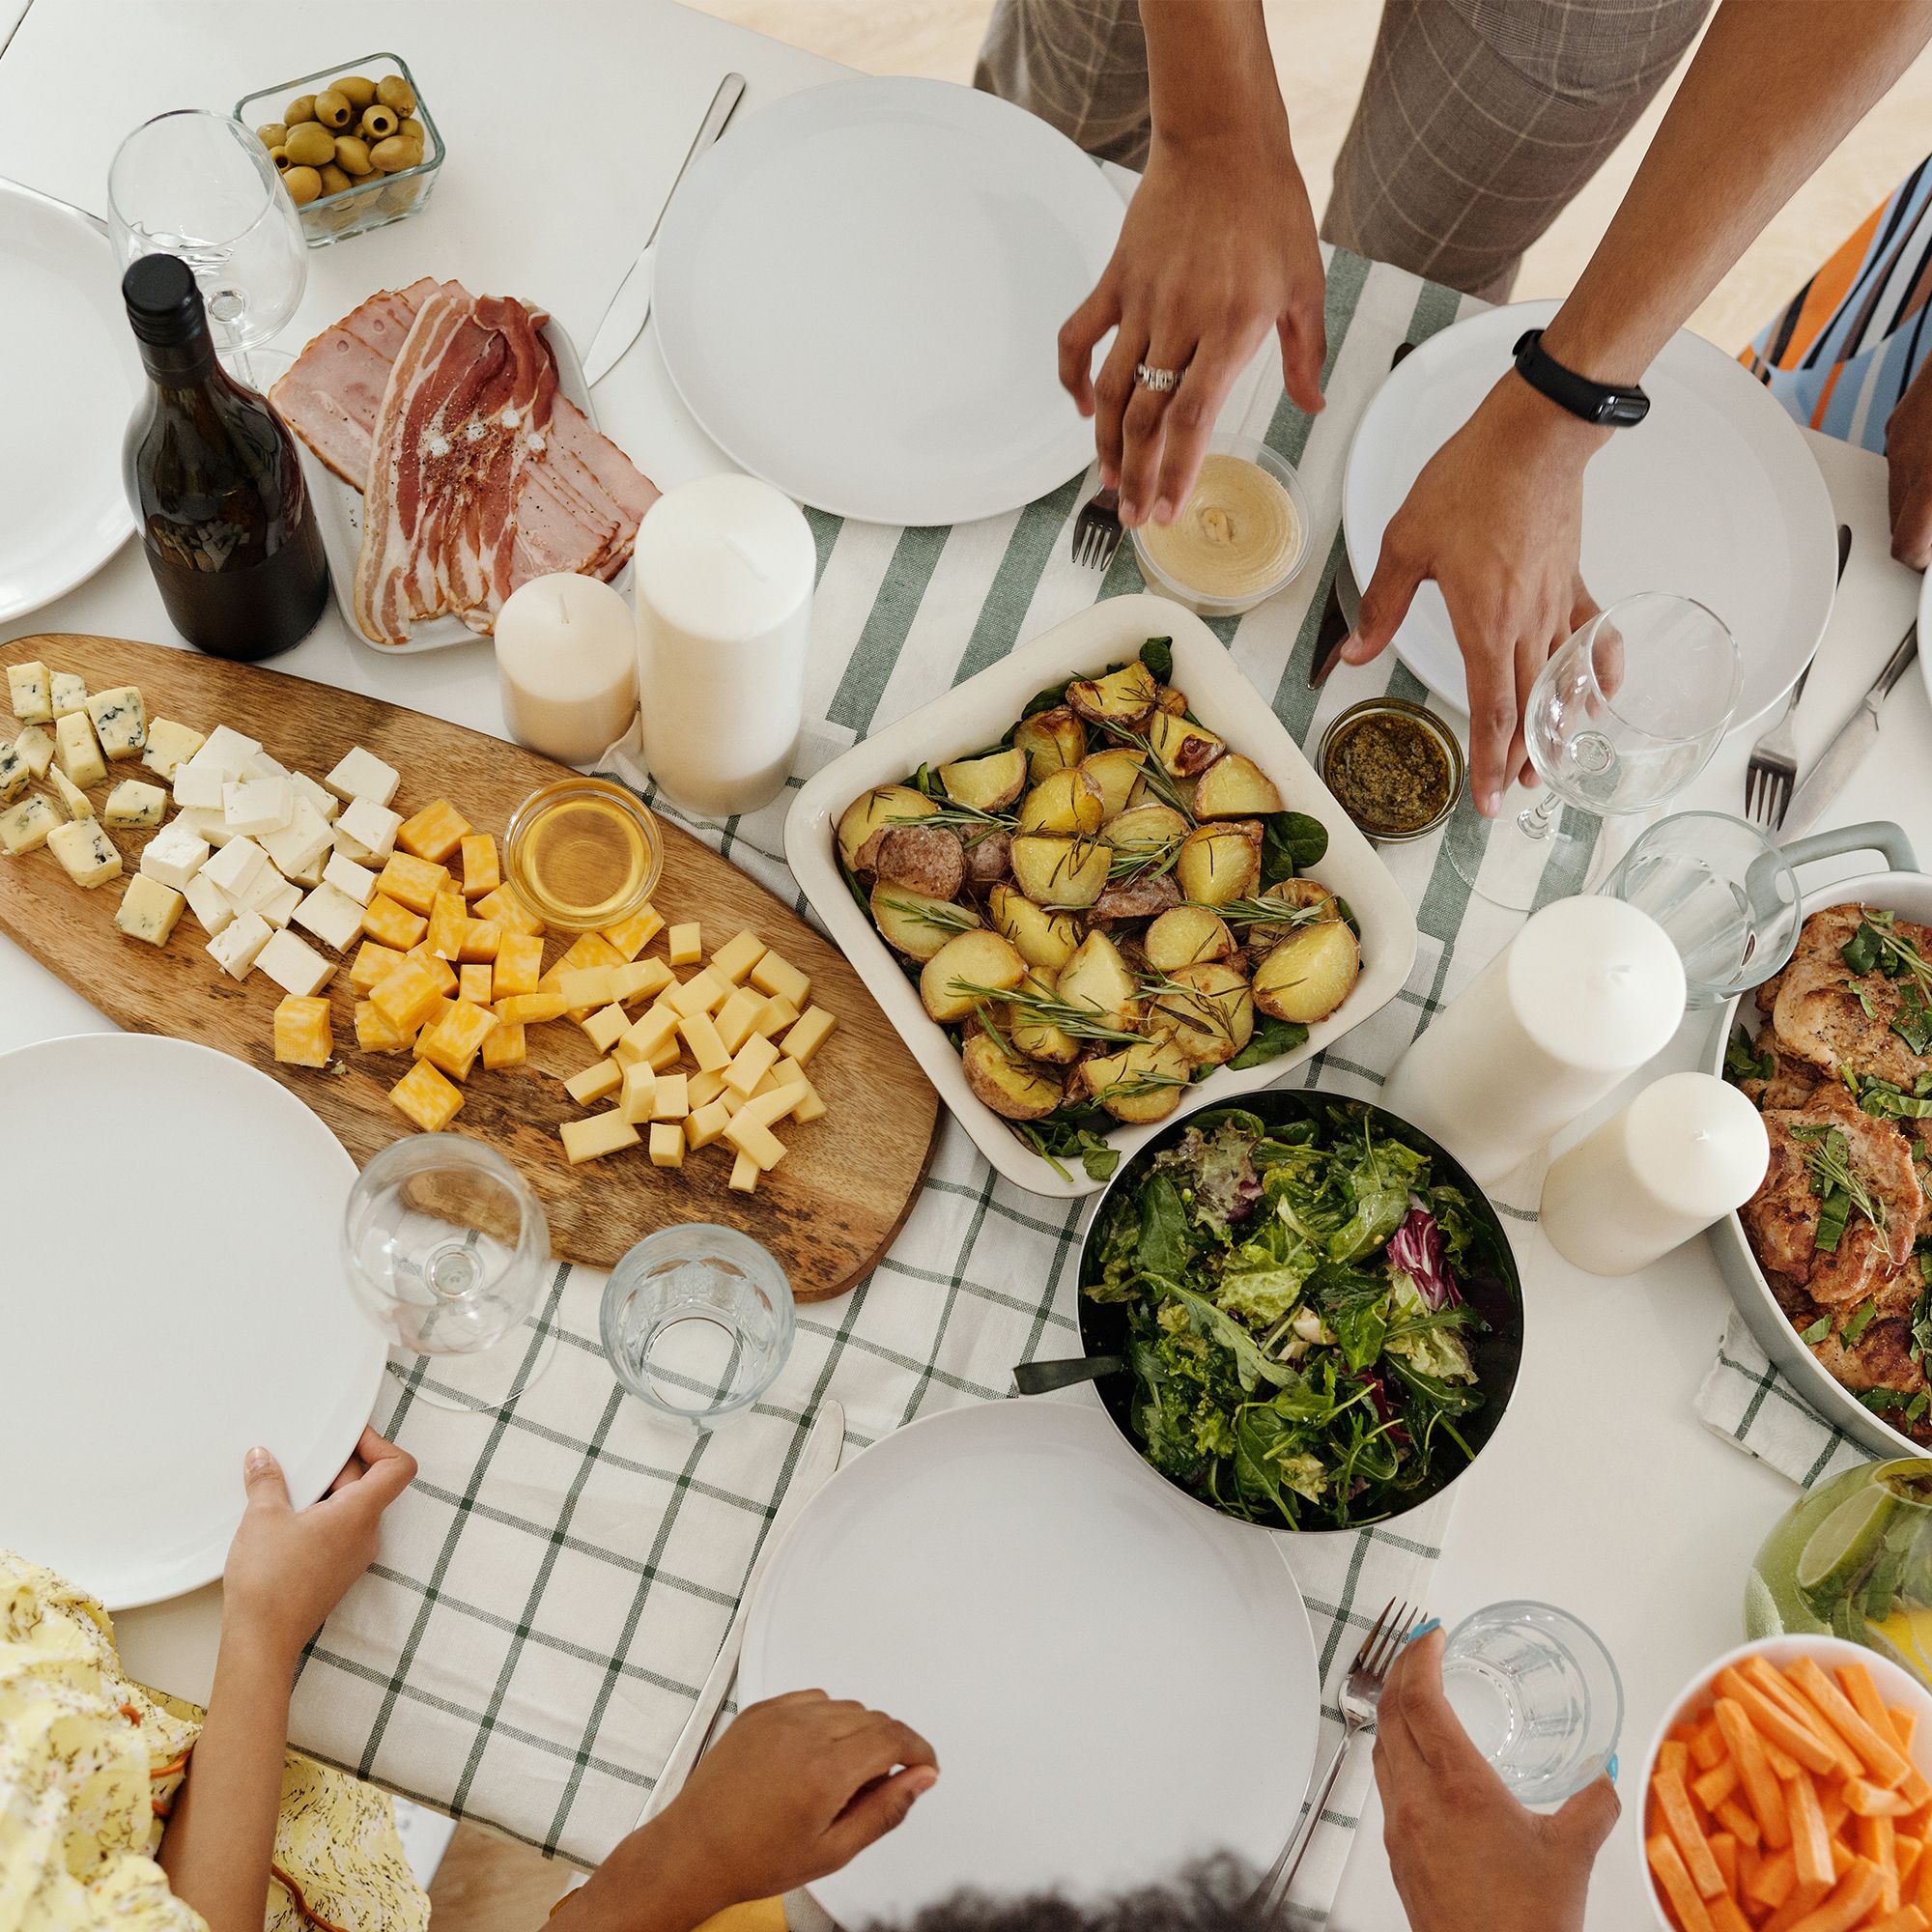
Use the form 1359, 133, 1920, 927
504, 778, 663, 932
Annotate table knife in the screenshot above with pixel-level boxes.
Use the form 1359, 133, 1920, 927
1781, 621, 1919, 838
633, 1398, 844, 1826
583, 72, 746, 386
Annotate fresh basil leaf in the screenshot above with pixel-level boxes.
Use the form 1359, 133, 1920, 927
1799, 1314, 1833, 1344
1844, 1298, 1878, 1346
1843, 922, 1884, 979
1723, 1028, 1776, 1085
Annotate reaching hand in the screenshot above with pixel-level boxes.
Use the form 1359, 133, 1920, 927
1888, 359, 1932, 569
1057, 121, 1324, 532
1374, 1629, 1618, 1932
1343, 376, 1611, 814
221, 1426, 417, 1673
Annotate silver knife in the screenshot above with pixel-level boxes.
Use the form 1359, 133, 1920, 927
1782, 621, 1919, 838
633, 1398, 844, 1825
583, 72, 746, 386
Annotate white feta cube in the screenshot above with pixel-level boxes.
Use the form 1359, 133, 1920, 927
324, 746, 399, 808
222, 777, 294, 837
183, 871, 234, 936
0, 742, 25, 802
284, 852, 327, 889
49, 672, 88, 718
48, 767, 91, 820
256, 928, 333, 997
140, 821, 210, 892
242, 750, 290, 782
140, 717, 205, 781
0, 794, 59, 855
54, 712, 106, 788
85, 686, 146, 760
207, 907, 271, 979
103, 780, 167, 828
202, 834, 271, 902
174, 805, 235, 848
333, 795, 401, 863
113, 874, 185, 947
46, 818, 121, 888
293, 881, 366, 952
172, 764, 225, 810
321, 849, 377, 905
253, 875, 301, 928
259, 795, 331, 876
7, 661, 52, 724
291, 771, 340, 824
184, 724, 261, 781
14, 725, 54, 779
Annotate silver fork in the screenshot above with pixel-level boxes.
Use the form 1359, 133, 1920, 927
1254, 1595, 1428, 1919
1745, 522, 1852, 830
1071, 486, 1122, 569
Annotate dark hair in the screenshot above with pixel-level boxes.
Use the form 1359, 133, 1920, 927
879, 1860, 1264, 1932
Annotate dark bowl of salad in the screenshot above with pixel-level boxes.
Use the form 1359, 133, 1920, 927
1071, 1089, 1523, 1532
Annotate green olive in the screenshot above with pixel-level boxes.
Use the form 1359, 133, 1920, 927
256, 122, 287, 150
313, 88, 353, 130
268, 145, 293, 173
399, 116, 425, 146
318, 162, 352, 197
282, 121, 334, 167
285, 94, 316, 125
359, 104, 398, 141
282, 164, 323, 207
375, 74, 416, 115
332, 134, 374, 176
332, 73, 376, 108
370, 134, 418, 173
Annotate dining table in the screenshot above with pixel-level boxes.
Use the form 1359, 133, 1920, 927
4, 2, 1931, 1927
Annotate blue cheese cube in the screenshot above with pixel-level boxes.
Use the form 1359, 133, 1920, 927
140, 717, 205, 781
103, 779, 167, 828
49, 673, 88, 719
14, 726, 54, 779
113, 874, 185, 947
140, 821, 210, 891
257, 928, 333, 997
259, 795, 331, 876
7, 661, 52, 724
46, 818, 122, 888
222, 776, 294, 837
0, 794, 59, 855
207, 907, 271, 979
54, 712, 106, 789
48, 767, 91, 820
0, 742, 25, 803
183, 871, 234, 936
85, 686, 146, 760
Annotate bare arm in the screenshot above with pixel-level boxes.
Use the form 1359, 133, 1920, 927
1348, 0, 1932, 813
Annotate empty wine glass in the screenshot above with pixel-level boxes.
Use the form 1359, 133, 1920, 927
341, 1136, 556, 1414
107, 109, 306, 385
1445, 592, 1742, 911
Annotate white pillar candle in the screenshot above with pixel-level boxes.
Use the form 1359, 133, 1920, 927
1380, 896, 1687, 1185
633, 474, 815, 818
1540, 1071, 1770, 1276
495, 573, 639, 765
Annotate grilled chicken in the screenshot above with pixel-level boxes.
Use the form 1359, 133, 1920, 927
1773, 904, 1932, 1087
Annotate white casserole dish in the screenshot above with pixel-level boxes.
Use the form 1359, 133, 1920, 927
783, 593, 1421, 1198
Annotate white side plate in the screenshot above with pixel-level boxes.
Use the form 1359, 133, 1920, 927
784, 593, 1420, 1198
739, 1400, 1318, 1920
0, 1035, 385, 1607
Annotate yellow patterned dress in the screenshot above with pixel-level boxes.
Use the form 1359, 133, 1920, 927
0, 1553, 431, 1932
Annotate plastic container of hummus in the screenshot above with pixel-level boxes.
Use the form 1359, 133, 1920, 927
1131, 435, 1310, 618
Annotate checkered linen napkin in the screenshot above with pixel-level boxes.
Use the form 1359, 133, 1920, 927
1695, 1311, 1874, 1490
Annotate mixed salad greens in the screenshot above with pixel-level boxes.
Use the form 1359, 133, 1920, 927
1083, 1102, 1514, 1529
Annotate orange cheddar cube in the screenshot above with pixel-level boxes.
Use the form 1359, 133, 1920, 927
405, 947, 458, 998
362, 893, 428, 952
474, 884, 545, 936
602, 905, 664, 960
272, 995, 332, 1067
493, 930, 543, 999
389, 1060, 464, 1131
375, 851, 449, 916
458, 963, 494, 1006
425, 891, 468, 961
481, 1019, 526, 1069
421, 999, 498, 1082
458, 917, 500, 963
351, 939, 404, 994
355, 998, 412, 1053
411, 998, 457, 1058
371, 954, 449, 1032
496, 992, 568, 1026
460, 833, 499, 900
397, 798, 471, 864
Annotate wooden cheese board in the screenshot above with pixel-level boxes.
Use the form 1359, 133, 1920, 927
0, 635, 939, 1301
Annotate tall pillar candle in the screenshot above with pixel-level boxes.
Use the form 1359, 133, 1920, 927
495, 573, 639, 765
1539, 1071, 1769, 1277
1380, 896, 1686, 1185
633, 474, 815, 818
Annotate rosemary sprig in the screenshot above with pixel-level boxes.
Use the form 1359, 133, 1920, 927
873, 893, 982, 936
886, 804, 1014, 848
1108, 730, 1196, 821
950, 980, 1145, 1045
1790, 1122, 1889, 1251
1212, 895, 1330, 930
1140, 967, 1238, 1044
1106, 830, 1185, 883
1096, 1070, 1191, 1101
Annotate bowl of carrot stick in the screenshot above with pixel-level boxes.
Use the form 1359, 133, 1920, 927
1639, 1634, 1932, 1932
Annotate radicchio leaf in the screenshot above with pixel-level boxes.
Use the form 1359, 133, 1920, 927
1388, 1205, 1460, 1309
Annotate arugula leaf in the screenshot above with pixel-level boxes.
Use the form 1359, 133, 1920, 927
1799, 1313, 1833, 1345
1138, 636, 1175, 684
1259, 811, 1329, 886
1157, 1281, 1294, 1391
1230, 1014, 1310, 1070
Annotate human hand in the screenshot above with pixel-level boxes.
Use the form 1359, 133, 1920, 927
221, 1427, 417, 1673
1058, 121, 1324, 531
1887, 359, 1932, 569
1374, 1629, 1618, 1932
1343, 375, 1611, 813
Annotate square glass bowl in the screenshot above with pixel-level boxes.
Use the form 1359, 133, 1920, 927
236, 52, 441, 247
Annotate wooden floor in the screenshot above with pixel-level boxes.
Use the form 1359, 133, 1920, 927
429, 3, 1932, 1923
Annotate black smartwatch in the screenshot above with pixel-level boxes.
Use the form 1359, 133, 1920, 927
1511, 328, 1651, 428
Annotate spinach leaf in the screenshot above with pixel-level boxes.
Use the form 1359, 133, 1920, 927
1259, 810, 1329, 886
1135, 1173, 1194, 1279
1022, 680, 1072, 719
1018, 1106, 1121, 1182
1139, 636, 1175, 684
1230, 1014, 1310, 1070
1843, 1299, 1878, 1346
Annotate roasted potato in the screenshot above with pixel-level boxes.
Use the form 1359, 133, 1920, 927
1144, 904, 1235, 972
1066, 662, 1157, 730
1091, 872, 1181, 923
1006, 969, 1079, 1064
921, 929, 1028, 1023
1009, 835, 1111, 910
938, 746, 1027, 812
1252, 920, 1360, 1024
1242, 877, 1340, 964
1192, 753, 1283, 819
1175, 821, 1263, 906
1149, 961, 1254, 1066
1149, 710, 1225, 777
1012, 705, 1086, 783
1056, 929, 1138, 1029
1018, 766, 1106, 837
1080, 746, 1145, 820
988, 884, 1081, 971
961, 1029, 1065, 1120
1076, 1035, 1191, 1122
839, 783, 935, 870
871, 884, 981, 961
963, 828, 1012, 889
859, 822, 965, 900
1156, 684, 1189, 716
1103, 802, 1189, 857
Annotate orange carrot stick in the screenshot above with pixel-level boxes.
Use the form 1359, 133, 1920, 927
1762, 1881, 1834, 1932
1868, 1909, 1931, 1932
1901, 1835, 1924, 1891
1708, 1898, 1752, 1932
1750, 1847, 1799, 1910
1717, 1670, 1843, 1778
1659, 1767, 1729, 1899
1866, 1812, 1903, 1915
1786, 1858, 1885, 1932
1693, 1712, 1730, 1772
1651, 1833, 1719, 1932
1698, 1759, 1745, 1809
1786, 1771, 1835, 1891
1721, 1699, 1794, 1851
1747, 1658, 1862, 1779
1895, 1708, 1922, 1755
1849, 1779, 1916, 1818
1717, 1795, 1762, 1849
1792, 1659, 1914, 1790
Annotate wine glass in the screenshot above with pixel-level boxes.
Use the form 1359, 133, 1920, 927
1444, 592, 1742, 911
341, 1136, 557, 1414
107, 109, 306, 386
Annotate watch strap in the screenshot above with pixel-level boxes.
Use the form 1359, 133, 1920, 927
1512, 328, 1651, 428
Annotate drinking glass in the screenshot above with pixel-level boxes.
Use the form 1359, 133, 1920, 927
601, 1225, 795, 1428
107, 109, 307, 384
1440, 1601, 1624, 1804
1598, 811, 1804, 1009
341, 1135, 556, 1413
1445, 593, 1742, 912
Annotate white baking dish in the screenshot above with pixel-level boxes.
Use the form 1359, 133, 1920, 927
783, 594, 1421, 1198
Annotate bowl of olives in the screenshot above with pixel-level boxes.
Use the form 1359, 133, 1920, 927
235, 52, 441, 245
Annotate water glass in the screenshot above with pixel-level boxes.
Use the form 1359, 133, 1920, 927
1599, 811, 1803, 1008
602, 1225, 795, 1427
1439, 1601, 1623, 1804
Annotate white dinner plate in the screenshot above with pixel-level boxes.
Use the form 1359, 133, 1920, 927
1344, 300, 1838, 729
738, 1401, 1319, 1919
653, 76, 1123, 526
0, 1035, 385, 1608
0, 181, 139, 619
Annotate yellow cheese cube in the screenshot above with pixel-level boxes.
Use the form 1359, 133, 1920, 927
782, 1006, 838, 1066
651, 1072, 689, 1121
686, 1099, 732, 1151
423, 999, 497, 1082
272, 995, 333, 1067
474, 884, 546, 936
397, 798, 471, 864
371, 954, 449, 1032
406, 947, 459, 998
623, 1007, 681, 1060
362, 893, 428, 952
581, 1003, 629, 1052
553, 931, 625, 975
728, 1149, 761, 1194
710, 929, 766, 984
481, 1020, 526, 1069
750, 950, 810, 1008
751, 995, 800, 1038
351, 939, 404, 994
460, 833, 499, 900
425, 891, 468, 961
778, 1059, 828, 1123
724, 1033, 780, 1098
458, 918, 500, 963
668, 921, 702, 965
458, 963, 494, 1006
493, 930, 544, 998
713, 988, 765, 1056
411, 998, 456, 1058
612, 1033, 648, 1070
355, 999, 412, 1053
677, 1011, 731, 1073
389, 1060, 464, 1131
561, 1109, 639, 1165
688, 1067, 729, 1109
556, 966, 618, 1010
724, 1112, 786, 1173
375, 851, 449, 916
564, 1058, 622, 1105
666, 969, 727, 1019
620, 1060, 658, 1123
649, 1122, 684, 1168
734, 1078, 811, 1135
602, 904, 664, 960
611, 957, 674, 1004
644, 1037, 682, 1073
497, 991, 568, 1025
